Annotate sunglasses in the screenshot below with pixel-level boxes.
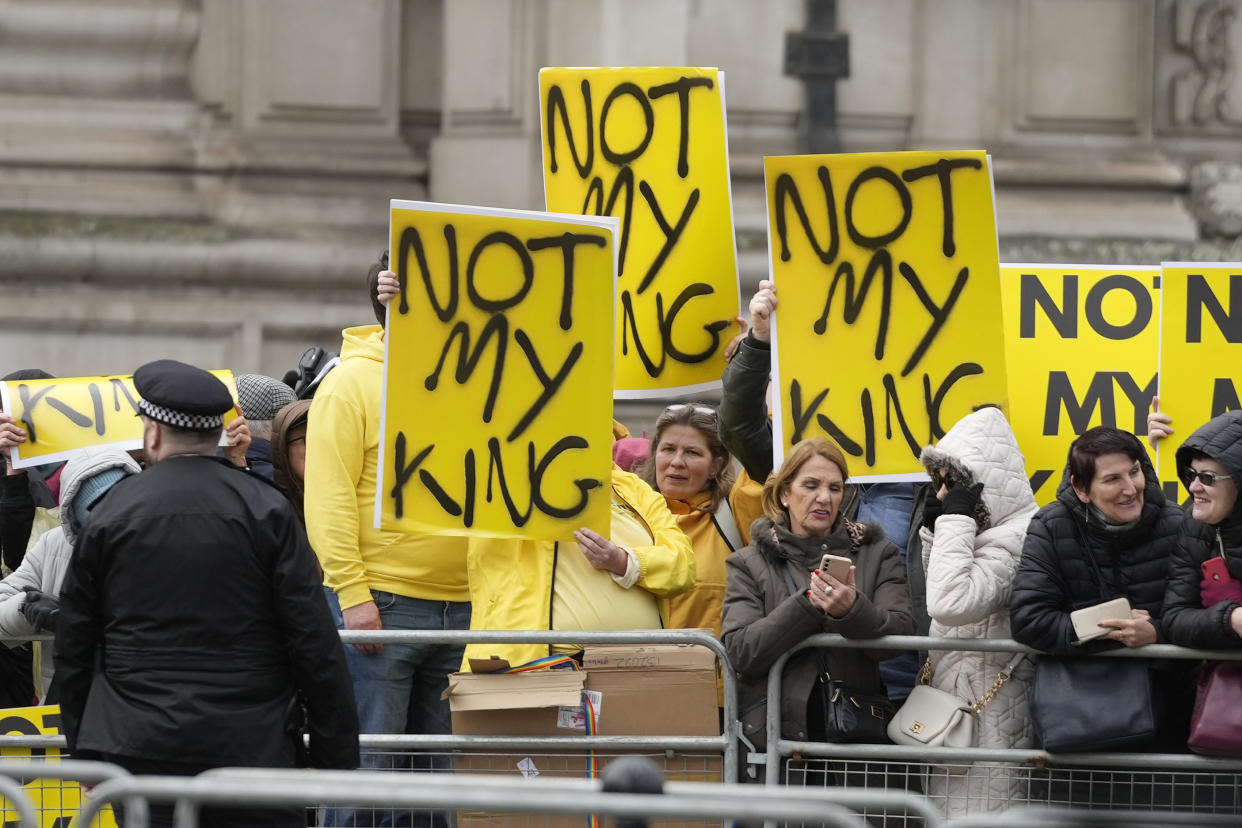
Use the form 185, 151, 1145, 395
1182, 468, 1233, 488
930, 469, 955, 491
665, 404, 716, 418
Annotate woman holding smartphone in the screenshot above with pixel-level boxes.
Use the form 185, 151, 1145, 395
722, 437, 913, 782
917, 407, 1038, 816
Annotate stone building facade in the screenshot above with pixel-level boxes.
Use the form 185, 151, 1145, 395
1, 0, 1240, 389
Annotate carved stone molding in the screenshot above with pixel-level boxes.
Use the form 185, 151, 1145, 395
1157, 0, 1242, 134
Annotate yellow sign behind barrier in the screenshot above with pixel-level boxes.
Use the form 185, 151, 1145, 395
540, 66, 739, 398
1001, 265, 1161, 505
1157, 262, 1242, 499
0, 372, 240, 469
766, 150, 1009, 479
378, 201, 616, 541
0, 705, 116, 828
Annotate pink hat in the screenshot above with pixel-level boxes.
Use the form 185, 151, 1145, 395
611, 437, 650, 472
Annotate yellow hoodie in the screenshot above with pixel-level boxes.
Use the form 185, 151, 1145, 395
304, 325, 469, 609
462, 467, 695, 668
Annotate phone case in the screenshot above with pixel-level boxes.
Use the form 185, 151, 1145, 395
1070, 597, 1132, 643
820, 554, 852, 582
1203, 557, 1230, 582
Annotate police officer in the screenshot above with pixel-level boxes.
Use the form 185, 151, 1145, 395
55, 359, 358, 828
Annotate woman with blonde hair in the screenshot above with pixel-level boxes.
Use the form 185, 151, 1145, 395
722, 437, 914, 782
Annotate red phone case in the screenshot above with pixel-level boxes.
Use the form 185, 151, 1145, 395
1202, 557, 1230, 582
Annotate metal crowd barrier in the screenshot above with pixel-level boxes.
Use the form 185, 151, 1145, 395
764, 634, 1242, 821
6, 630, 1242, 824
72, 767, 945, 828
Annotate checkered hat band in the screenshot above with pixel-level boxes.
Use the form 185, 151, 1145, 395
139, 399, 224, 431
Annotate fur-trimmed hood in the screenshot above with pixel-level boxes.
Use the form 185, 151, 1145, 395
919, 406, 1036, 528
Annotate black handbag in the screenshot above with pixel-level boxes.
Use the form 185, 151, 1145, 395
1032, 656, 1161, 752
1030, 530, 1162, 752
818, 673, 896, 744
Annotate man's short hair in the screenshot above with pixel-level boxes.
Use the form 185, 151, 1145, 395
150, 419, 221, 454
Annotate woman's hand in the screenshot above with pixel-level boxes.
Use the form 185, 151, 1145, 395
223, 412, 251, 468
574, 528, 629, 577
722, 316, 749, 361
748, 280, 777, 343
1147, 395, 1173, 450
376, 270, 399, 307
809, 565, 857, 618
1098, 608, 1157, 648
0, 413, 27, 475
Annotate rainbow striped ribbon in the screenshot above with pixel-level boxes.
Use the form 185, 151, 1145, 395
501, 655, 600, 828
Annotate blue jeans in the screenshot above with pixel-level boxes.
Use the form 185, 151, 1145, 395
324, 588, 471, 828
856, 483, 920, 702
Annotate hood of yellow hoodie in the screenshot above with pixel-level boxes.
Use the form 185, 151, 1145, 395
340, 324, 385, 363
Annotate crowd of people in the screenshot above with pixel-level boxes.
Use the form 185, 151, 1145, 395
0, 261, 1241, 823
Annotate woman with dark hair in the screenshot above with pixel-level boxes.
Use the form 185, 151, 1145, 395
1162, 410, 1242, 648
722, 437, 914, 781
635, 403, 760, 638
1012, 426, 1182, 653
1011, 425, 1188, 766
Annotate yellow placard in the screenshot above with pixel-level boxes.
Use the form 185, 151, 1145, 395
1157, 263, 1242, 499
766, 150, 1009, 479
539, 67, 740, 398
1000, 265, 1160, 505
0, 372, 240, 469
0, 705, 116, 828
378, 201, 616, 541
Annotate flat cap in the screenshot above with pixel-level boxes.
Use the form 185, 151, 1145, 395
133, 359, 233, 432
236, 373, 296, 421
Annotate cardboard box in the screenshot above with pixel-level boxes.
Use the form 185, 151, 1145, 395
582, 644, 719, 737
446, 667, 587, 737
446, 647, 723, 827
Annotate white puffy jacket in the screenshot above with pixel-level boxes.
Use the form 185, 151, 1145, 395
917, 407, 1038, 816
0, 448, 141, 700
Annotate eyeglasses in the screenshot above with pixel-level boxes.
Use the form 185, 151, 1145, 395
1182, 468, 1233, 488
930, 469, 955, 491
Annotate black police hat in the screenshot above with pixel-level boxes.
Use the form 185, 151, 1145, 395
133, 359, 234, 432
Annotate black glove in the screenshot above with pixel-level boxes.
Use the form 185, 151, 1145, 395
19, 586, 59, 632
941, 481, 984, 518
920, 495, 942, 530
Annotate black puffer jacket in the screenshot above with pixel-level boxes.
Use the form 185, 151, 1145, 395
1010, 451, 1183, 655
1163, 411, 1242, 649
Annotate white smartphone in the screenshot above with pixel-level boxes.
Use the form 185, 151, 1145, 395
1070, 597, 1132, 643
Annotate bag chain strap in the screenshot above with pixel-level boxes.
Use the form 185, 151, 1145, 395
921, 653, 1025, 715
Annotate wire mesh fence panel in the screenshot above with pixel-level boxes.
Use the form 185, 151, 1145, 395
784, 757, 1242, 824
315, 749, 726, 828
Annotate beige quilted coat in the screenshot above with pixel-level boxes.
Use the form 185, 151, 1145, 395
917, 407, 1038, 817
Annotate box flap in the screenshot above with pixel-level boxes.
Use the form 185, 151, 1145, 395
582, 643, 716, 672
445, 670, 585, 712
468, 657, 512, 674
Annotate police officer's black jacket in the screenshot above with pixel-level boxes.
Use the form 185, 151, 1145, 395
1010, 452, 1183, 655
1164, 411, 1242, 649
55, 455, 359, 768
